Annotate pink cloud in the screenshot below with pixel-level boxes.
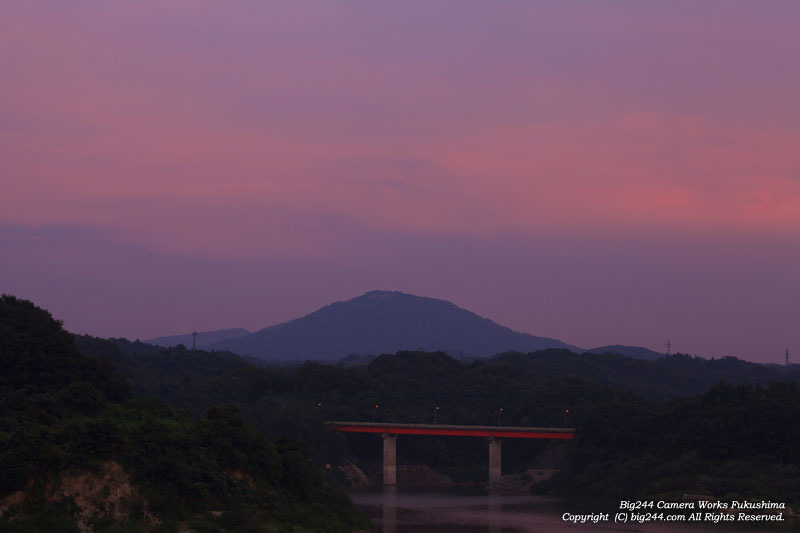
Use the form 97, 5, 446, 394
4, 1, 800, 261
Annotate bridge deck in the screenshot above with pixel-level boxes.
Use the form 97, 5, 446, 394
329, 421, 574, 439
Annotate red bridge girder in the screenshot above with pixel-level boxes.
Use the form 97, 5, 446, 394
329, 421, 574, 439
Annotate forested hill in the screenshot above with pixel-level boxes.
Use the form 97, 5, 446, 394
0, 295, 368, 533
78, 336, 800, 405
546, 381, 800, 505
209, 290, 580, 360
490, 349, 800, 400
75, 336, 800, 482
73, 336, 800, 507
585, 344, 663, 360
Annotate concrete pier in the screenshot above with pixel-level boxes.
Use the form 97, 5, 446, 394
382, 433, 398, 486
489, 437, 502, 484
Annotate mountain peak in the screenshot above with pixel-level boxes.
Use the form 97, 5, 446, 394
361, 289, 401, 298
210, 291, 578, 361
355, 290, 428, 301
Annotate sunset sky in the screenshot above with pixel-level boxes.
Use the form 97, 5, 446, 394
3, 1, 799, 362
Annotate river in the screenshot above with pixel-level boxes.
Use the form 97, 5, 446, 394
350, 487, 786, 532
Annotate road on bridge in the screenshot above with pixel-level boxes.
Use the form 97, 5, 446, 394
328, 421, 575, 485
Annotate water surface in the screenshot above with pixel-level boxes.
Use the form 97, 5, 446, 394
350, 487, 781, 533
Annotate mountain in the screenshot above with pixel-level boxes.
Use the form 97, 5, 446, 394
586, 344, 664, 361
145, 327, 250, 348
210, 290, 580, 361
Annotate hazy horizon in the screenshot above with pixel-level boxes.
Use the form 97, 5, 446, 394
3, 1, 799, 363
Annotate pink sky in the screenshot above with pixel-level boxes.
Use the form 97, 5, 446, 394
2, 1, 799, 362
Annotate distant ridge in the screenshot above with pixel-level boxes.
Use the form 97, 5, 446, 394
145, 328, 251, 349
210, 290, 580, 361
586, 345, 664, 361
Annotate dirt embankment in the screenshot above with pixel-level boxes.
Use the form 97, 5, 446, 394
0, 460, 156, 532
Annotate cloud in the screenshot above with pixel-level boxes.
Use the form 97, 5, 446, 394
3, 0, 800, 259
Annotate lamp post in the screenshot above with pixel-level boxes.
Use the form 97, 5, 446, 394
373, 404, 379, 422
434, 406, 440, 424
563, 408, 569, 428
498, 408, 503, 426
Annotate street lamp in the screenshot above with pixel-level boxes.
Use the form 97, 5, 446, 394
498, 408, 503, 426
434, 406, 440, 424
563, 408, 569, 428
373, 404, 379, 422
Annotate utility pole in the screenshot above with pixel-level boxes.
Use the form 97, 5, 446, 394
786, 348, 790, 366
666, 339, 671, 357
192, 329, 197, 351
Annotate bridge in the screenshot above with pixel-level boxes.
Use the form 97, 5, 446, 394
329, 421, 575, 485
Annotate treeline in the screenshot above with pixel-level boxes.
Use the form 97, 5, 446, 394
75, 335, 800, 502
546, 381, 800, 504
492, 349, 800, 400
75, 340, 632, 478
0, 296, 369, 533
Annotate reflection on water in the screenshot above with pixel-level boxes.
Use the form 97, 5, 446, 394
349, 487, 763, 533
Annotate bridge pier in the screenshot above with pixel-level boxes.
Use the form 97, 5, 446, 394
331, 421, 575, 488
489, 437, 502, 485
382, 433, 397, 486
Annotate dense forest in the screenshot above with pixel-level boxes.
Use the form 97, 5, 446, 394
75, 332, 800, 507
4, 294, 800, 532
547, 381, 800, 503
0, 295, 369, 532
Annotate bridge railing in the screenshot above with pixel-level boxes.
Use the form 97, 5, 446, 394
327, 421, 574, 433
